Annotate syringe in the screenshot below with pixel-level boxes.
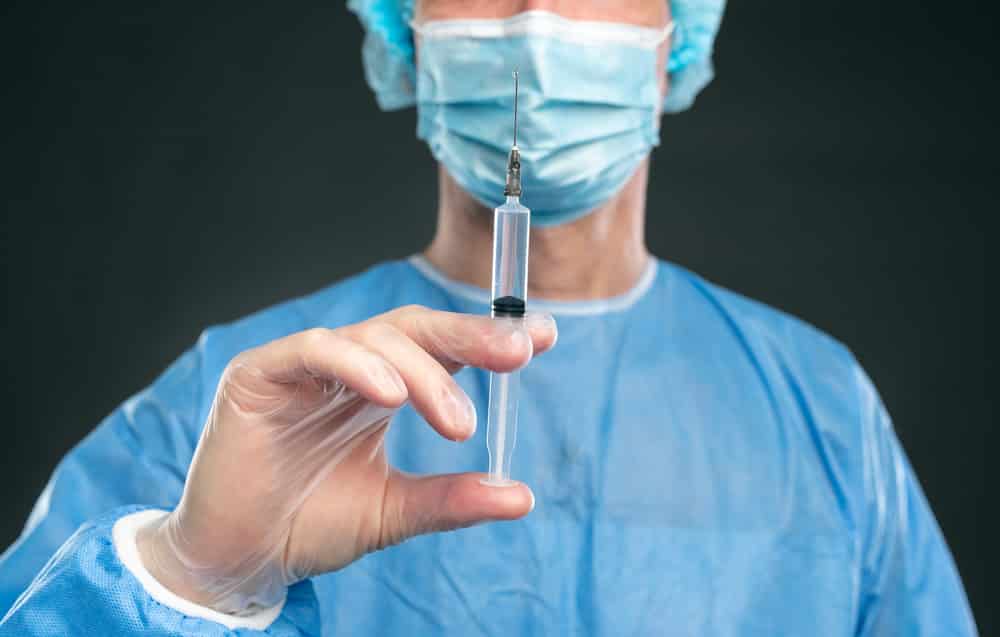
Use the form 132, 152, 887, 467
483, 71, 530, 487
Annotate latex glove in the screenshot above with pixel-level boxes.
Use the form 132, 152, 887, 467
136, 305, 557, 615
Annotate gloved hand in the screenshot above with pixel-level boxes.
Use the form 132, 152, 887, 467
135, 305, 557, 615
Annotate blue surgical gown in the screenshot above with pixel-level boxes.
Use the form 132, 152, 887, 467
0, 257, 977, 635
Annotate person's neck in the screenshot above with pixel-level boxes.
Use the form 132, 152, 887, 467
423, 162, 651, 301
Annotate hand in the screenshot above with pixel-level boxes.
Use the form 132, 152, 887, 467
136, 305, 557, 614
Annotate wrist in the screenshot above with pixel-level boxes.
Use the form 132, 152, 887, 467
115, 509, 287, 630
134, 511, 289, 615
135, 514, 221, 608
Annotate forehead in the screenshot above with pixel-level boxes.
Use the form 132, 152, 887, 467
414, 0, 669, 28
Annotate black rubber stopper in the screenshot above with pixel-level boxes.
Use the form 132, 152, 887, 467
492, 295, 526, 318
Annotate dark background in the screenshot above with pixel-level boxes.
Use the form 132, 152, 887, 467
1, 0, 990, 631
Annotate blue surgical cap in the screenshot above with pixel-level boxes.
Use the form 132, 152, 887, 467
346, 0, 726, 114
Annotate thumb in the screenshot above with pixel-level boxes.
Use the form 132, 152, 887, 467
377, 471, 534, 548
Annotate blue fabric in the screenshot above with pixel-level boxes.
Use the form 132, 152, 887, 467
0, 507, 319, 635
415, 15, 663, 225
0, 258, 976, 635
346, 1, 726, 114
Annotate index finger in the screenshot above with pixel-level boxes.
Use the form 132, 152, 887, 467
359, 306, 558, 374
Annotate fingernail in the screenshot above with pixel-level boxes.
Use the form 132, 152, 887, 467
462, 392, 477, 436
374, 362, 406, 397
525, 312, 558, 346
442, 385, 476, 437
489, 318, 533, 370
528, 489, 536, 512
504, 324, 532, 353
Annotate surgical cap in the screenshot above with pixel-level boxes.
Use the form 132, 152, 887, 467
346, 0, 726, 114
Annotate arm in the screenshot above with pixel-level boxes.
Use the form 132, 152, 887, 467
854, 367, 977, 636
2, 308, 556, 634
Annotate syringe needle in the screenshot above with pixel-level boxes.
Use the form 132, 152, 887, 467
512, 70, 519, 148
504, 71, 522, 199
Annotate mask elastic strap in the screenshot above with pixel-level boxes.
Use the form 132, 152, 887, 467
656, 20, 677, 46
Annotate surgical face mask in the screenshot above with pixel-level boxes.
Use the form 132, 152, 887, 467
413, 11, 672, 227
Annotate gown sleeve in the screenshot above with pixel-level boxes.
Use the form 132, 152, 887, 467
853, 366, 978, 636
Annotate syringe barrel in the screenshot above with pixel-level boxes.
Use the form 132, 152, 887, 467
486, 368, 520, 485
482, 195, 530, 487
491, 196, 530, 317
